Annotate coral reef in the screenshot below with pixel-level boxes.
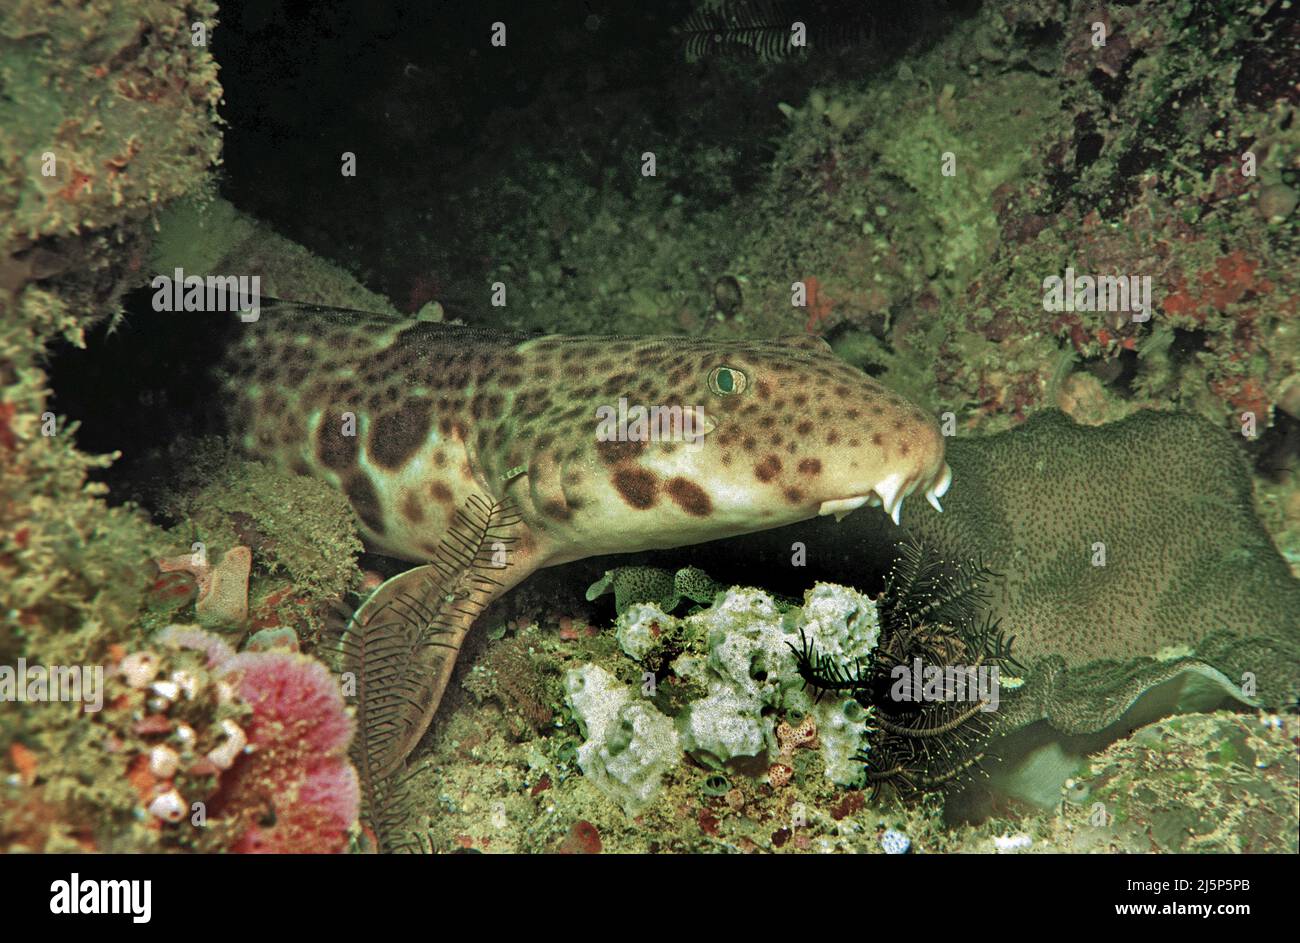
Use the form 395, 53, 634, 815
1039, 711, 1299, 854
566, 582, 880, 815
1, 0, 225, 854
154, 438, 365, 633
3, 0, 1296, 856
396, 597, 1299, 853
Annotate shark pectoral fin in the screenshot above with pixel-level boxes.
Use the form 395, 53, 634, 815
339, 495, 528, 778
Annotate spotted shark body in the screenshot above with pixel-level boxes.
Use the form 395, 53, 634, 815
222, 301, 951, 766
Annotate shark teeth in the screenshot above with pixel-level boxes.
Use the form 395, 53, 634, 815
817, 495, 871, 521
818, 473, 911, 525
818, 463, 953, 524
873, 472, 907, 521
924, 462, 953, 512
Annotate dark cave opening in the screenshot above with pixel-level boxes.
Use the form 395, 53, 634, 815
44, 288, 235, 512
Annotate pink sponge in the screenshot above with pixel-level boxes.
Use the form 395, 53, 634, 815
223, 651, 354, 756
213, 651, 359, 853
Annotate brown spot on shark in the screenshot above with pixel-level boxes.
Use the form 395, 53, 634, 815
596, 439, 646, 465
369, 398, 433, 470
543, 500, 572, 521
666, 477, 712, 517
429, 481, 454, 506
344, 473, 385, 535
401, 492, 425, 524
316, 411, 358, 471
755, 455, 782, 482
613, 467, 658, 509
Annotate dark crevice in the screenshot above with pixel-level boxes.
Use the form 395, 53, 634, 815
45, 289, 234, 510
1251, 408, 1299, 479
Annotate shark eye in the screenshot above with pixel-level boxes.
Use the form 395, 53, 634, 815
707, 365, 748, 396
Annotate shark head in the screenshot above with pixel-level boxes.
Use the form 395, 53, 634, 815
498, 332, 951, 562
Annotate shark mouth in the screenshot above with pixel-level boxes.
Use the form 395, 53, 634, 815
817, 463, 952, 525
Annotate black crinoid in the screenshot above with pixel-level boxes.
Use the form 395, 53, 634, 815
674, 0, 942, 63
323, 494, 521, 853
790, 535, 1024, 799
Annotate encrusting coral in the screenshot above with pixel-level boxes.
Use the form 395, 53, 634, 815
690, 409, 1299, 739
905, 409, 1300, 737
565, 583, 883, 814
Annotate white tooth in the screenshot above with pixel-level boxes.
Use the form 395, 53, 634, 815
933, 463, 952, 498
873, 472, 906, 516
890, 498, 903, 526
818, 495, 869, 518
924, 463, 952, 511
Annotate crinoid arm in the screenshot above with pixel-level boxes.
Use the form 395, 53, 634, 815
787, 628, 872, 702
326, 495, 521, 850
791, 536, 1020, 800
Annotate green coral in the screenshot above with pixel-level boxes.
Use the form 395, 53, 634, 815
904, 408, 1300, 730
586, 564, 725, 615
882, 407, 1300, 752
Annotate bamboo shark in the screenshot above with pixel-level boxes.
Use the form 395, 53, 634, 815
222, 302, 951, 767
